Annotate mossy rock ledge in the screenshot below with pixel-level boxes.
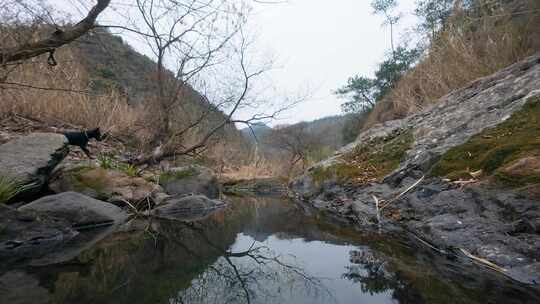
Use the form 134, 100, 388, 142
290, 52, 540, 285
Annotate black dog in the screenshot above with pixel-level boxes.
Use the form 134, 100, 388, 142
63, 128, 103, 157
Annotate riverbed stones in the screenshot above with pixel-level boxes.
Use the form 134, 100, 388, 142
19, 192, 128, 229
160, 165, 220, 199
0, 133, 69, 196
151, 195, 226, 220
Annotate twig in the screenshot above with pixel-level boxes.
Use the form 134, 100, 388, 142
459, 248, 508, 274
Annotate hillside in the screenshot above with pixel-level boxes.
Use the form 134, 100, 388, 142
73, 29, 244, 145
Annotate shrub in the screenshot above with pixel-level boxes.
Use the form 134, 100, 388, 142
0, 175, 23, 204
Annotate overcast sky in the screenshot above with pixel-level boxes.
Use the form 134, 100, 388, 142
247, 0, 418, 125
57, 0, 419, 125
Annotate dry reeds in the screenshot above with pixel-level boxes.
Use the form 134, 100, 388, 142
0, 48, 141, 136
365, 0, 540, 127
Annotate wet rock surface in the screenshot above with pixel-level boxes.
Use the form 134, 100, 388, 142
160, 164, 220, 199
151, 194, 226, 220
19, 192, 128, 230
0, 204, 78, 266
0, 133, 69, 196
291, 53, 540, 284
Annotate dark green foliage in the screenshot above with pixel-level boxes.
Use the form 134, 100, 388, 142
335, 47, 420, 115
335, 76, 377, 113
415, 0, 455, 34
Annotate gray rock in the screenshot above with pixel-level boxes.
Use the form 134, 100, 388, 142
19, 192, 128, 229
290, 52, 540, 285
0, 204, 78, 264
160, 164, 220, 199
49, 165, 162, 203
151, 194, 226, 220
0, 133, 69, 196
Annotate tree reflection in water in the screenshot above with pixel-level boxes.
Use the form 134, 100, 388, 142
343, 249, 425, 304
155, 219, 332, 304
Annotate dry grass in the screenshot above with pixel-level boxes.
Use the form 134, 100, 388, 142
0, 48, 142, 137
365, 0, 540, 127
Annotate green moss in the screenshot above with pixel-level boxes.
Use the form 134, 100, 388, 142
160, 167, 198, 183
66, 166, 107, 193
311, 129, 414, 184
430, 97, 540, 187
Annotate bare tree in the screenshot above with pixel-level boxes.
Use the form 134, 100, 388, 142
94, 0, 296, 164
266, 123, 319, 177
0, 0, 110, 67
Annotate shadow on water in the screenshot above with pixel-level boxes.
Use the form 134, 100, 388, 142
2, 196, 540, 304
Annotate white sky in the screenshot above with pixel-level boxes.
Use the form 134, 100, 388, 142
247, 0, 418, 125
53, 0, 419, 125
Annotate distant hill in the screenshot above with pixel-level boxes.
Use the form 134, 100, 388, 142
243, 114, 354, 159
240, 123, 272, 142
71, 28, 243, 144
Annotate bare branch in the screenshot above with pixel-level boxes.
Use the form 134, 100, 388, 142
0, 0, 111, 65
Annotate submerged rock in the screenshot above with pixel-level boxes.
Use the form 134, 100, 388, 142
19, 192, 128, 230
0, 133, 69, 197
160, 165, 220, 199
0, 271, 51, 304
0, 204, 77, 265
151, 195, 226, 220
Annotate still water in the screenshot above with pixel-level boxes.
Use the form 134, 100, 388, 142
3, 196, 540, 304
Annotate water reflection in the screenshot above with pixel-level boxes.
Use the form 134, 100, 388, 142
3, 196, 540, 304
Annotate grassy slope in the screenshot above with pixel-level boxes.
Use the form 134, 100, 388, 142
430, 97, 540, 188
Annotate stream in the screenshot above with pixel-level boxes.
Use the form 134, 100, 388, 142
3, 195, 540, 304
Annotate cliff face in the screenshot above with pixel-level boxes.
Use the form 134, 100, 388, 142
291, 52, 540, 285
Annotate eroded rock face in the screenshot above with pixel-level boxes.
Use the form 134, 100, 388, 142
290, 52, 540, 284
49, 165, 163, 204
160, 165, 220, 199
19, 192, 128, 229
151, 195, 226, 220
0, 133, 69, 196
0, 204, 77, 264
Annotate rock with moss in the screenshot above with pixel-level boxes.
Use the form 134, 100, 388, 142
49, 165, 163, 204
159, 165, 220, 199
291, 53, 540, 284
0, 133, 69, 199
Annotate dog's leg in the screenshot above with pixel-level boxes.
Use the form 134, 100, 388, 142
80, 145, 92, 158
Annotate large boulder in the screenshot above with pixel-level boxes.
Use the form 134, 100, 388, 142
0, 204, 77, 264
19, 192, 128, 230
151, 195, 226, 220
0, 133, 69, 197
159, 165, 220, 199
49, 165, 162, 204
291, 52, 540, 284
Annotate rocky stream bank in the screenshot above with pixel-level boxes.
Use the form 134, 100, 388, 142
0, 130, 231, 268
291, 52, 540, 285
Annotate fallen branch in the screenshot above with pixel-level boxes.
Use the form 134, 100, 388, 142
459, 248, 508, 274
380, 175, 424, 210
